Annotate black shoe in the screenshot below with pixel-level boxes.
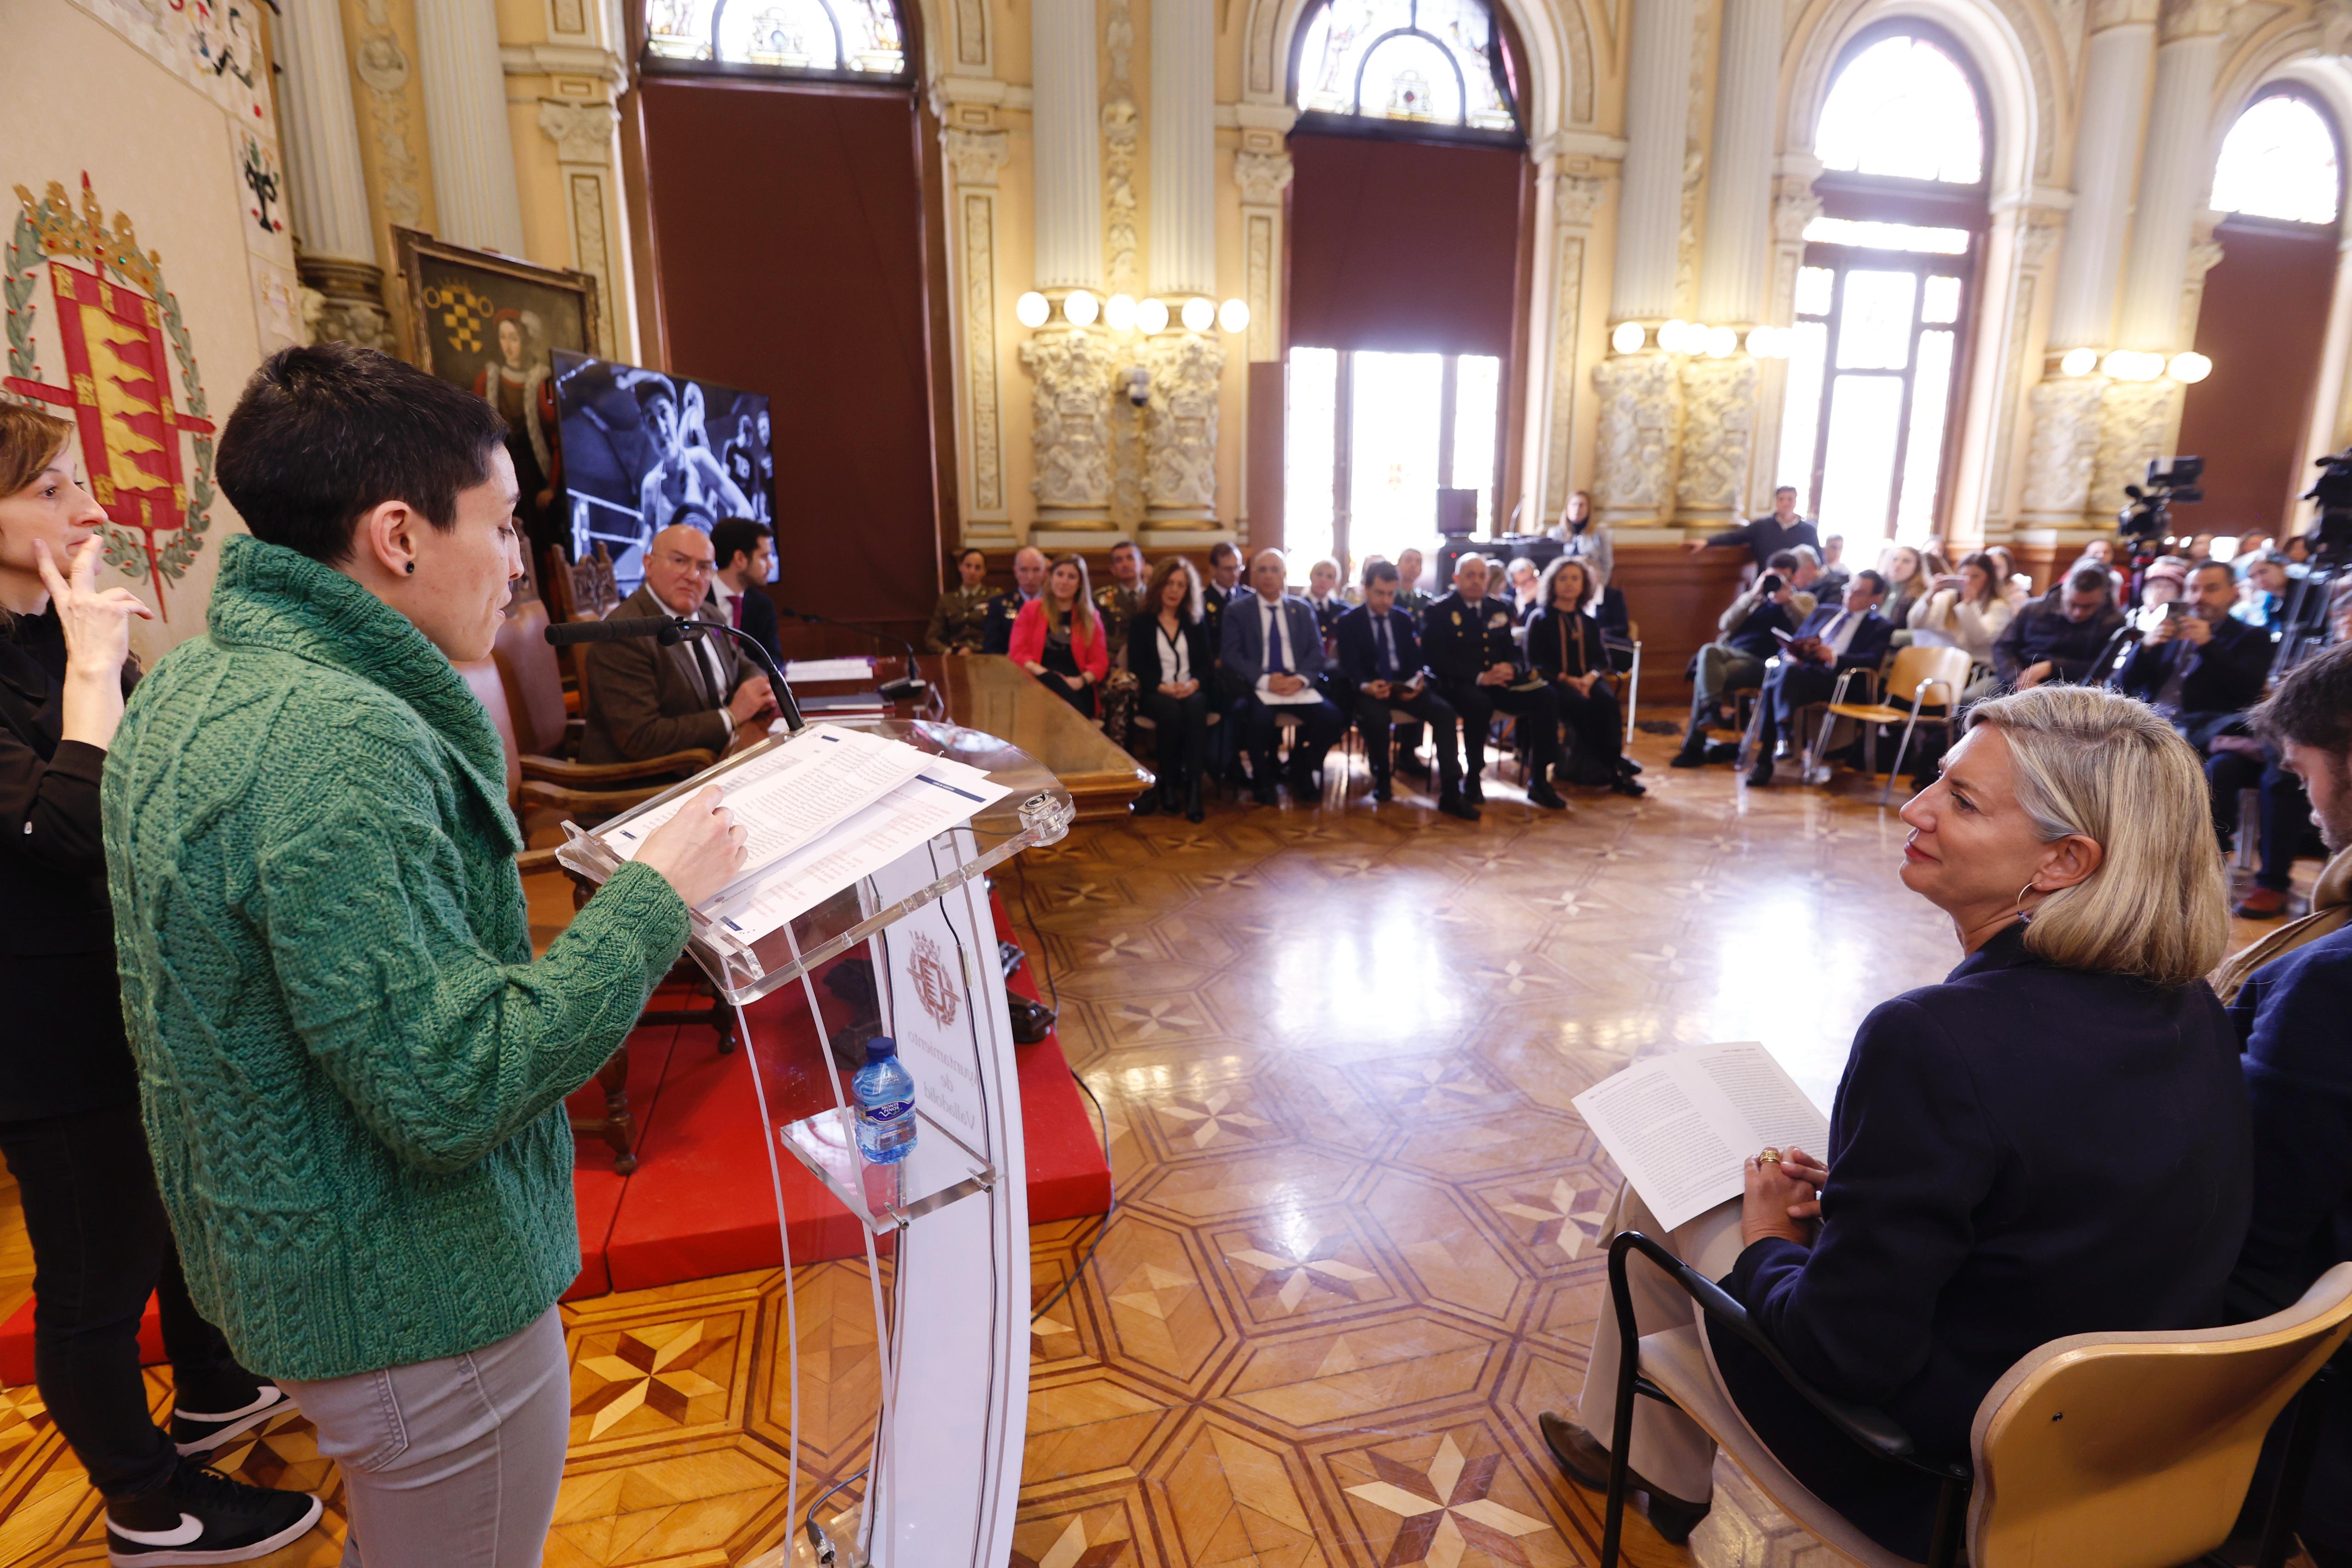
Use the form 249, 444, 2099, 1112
106, 1459, 323, 1565
1747, 759, 1774, 788
1251, 781, 1279, 807
1528, 782, 1569, 811
1437, 790, 1480, 821
1183, 778, 1204, 823
1669, 741, 1708, 770
1704, 742, 1741, 764
1610, 773, 1647, 797
1622, 759, 1643, 776
1372, 774, 1394, 802
170, 1386, 293, 1458
1538, 1412, 1711, 1548
1464, 775, 1486, 806
1129, 786, 1161, 818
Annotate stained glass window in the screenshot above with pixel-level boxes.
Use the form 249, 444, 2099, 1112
1815, 34, 1984, 186
644, 0, 908, 79
2212, 94, 2341, 226
1294, 0, 1518, 133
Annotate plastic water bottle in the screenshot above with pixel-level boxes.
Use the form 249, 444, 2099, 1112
852, 1037, 917, 1164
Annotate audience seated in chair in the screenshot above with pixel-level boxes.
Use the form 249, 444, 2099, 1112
980, 544, 1046, 654
1675, 549, 1811, 769
1525, 558, 1641, 796
1127, 555, 1211, 823
1423, 553, 1567, 811
1009, 554, 1110, 718
1304, 557, 1347, 650
1746, 570, 1893, 788
580, 522, 776, 763
1220, 548, 1346, 806
926, 546, 993, 654
1986, 565, 2125, 698
1544, 687, 2248, 1559
1334, 559, 1475, 819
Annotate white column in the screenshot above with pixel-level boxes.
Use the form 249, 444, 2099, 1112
1696, 0, 1780, 326
276, 0, 374, 263
1149, 0, 1216, 298
2115, 20, 2222, 348
412, 0, 527, 255
1611, 0, 1694, 321
1031, 0, 1104, 290
2047, 8, 2155, 349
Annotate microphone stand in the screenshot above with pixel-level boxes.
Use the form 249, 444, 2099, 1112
662, 618, 807, 733
774, 604, 929, 700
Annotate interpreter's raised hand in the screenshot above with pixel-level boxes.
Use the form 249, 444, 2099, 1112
1740, 1152, 1819, 1248
728, 673, 775, 726
36, 536, 150, 679
635, 785, 747, 908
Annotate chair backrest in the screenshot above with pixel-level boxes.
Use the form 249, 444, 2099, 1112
540, 544, 577, 623
493, 598, 572, 760
1968, 1261, 2352, 1568
1884, 643, 1973, 707
454, 657, 523, 806
570, 543, 620, 621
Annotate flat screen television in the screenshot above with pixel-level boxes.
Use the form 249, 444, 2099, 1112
552, 349, 772, 595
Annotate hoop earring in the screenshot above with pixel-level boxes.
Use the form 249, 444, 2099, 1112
2016, 879, 2042, 909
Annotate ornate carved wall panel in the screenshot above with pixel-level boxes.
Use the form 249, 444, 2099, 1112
1541, 174, 1604, 519
945, 127, 1011, 538
1676, 354, 1759, 514
1145, 330, 1224, 520
1022, 327, 1116, 515
2090, 378, 2182, 523
1592, 352, 1683, 521
1234, 151, 1292, 365
2020, 377, 2105, 520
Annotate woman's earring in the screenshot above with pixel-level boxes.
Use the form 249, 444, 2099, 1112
2016, 879, 2041, 908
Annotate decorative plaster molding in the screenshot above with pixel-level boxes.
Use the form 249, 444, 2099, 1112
1102, 0, 1139, 295
1244, 210, 1278, 362
1544, 228, 1589, 517
2157, 0, 2228, 40
942, 75, 1012, 104
956, 0, 987, 67
354, 0, 424, 231
568, 171, 618, 352
1677, 355, 1761, 512
944, 127, 1011, 187
2091, 378, 2182, 521
2020, 377, 2105, 518
537, 100, 617, 166
1021, 327, 1115, 510
2090, 0, 2159, 30
1146, 331, 1223, 515
499, 42, 628, 84
1555, 175, 1606, 229
962, 190, 1006, 521
1233, 150, 1295, 207
1593, 352, 1683, 519
1770, 177, 1822, 243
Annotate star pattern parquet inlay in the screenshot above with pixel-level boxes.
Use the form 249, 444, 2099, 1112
0, 724, 2320, 1565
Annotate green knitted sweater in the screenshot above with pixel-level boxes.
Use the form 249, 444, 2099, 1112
103, 536, 690, 1382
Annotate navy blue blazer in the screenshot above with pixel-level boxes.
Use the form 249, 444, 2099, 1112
1713, 924, 2251, 1556
2231, 921, 2352, 1302
1333, 604, 1425, 688
1219, 591, 1329, 686
2116, 613, 2273, 719
1789, 602, 1894, 673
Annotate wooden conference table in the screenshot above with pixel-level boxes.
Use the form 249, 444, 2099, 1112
775, 652, 1153, 822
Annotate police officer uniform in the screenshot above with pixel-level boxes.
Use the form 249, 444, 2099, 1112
980, 590, 1035, 656
1423, 590, 1567, 809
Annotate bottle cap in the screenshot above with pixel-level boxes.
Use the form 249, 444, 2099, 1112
864, 1035, 898, 1060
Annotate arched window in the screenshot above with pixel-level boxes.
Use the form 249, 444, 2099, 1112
1775, 27, 1990, 545
1815, 34, 1985, 187
1291, 0, 1521, 139
642, 0, 910, 81
2213, 93, 2341, 225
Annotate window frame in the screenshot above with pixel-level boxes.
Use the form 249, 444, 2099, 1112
2210, 85, 2345, 231
1286, 0, 1527, 149
638, 0, 919, 87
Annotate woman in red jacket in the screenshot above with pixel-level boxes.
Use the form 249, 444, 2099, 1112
1010, 554, 1110, 716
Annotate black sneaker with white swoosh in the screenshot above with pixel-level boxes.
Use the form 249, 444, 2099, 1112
169, 1384, 294, 1458
104, 1459, 322, 1566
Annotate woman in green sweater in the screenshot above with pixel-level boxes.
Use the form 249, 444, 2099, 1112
103, 344, 746, 1565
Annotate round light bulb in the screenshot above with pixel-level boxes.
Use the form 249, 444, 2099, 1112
1015, 291, 1051, 329
1136, 297, 1170, 335
1219, 297, 1251, 333
2168, 350, 2213, 384
1181, 296, 1216, 333
1744, 326, 1774, 356
1104, 293, 1137, 332
1611, 321, 1646, 354
1660, 319, 1690, 354
1063, 289, 1100, 327
2102, 349, 2163, 382
2059, 347, 2098, 378
1706, 325, 1738, 358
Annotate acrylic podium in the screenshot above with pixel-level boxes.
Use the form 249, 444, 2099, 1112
557, 719, 1075, 1568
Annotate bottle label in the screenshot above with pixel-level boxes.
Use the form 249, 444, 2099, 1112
862, 1099, 913, 1125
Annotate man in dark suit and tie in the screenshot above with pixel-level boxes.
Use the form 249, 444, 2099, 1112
708, 516, 782, 664
1747, 569, 1893, 788
581, 522, 775, 762
1422, 554, 1568, 810
1336, 560, 1476, 818
980, 546, 1047, 655
1221, 548, 1345, 805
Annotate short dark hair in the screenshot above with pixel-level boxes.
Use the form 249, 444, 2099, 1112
1210, 541, 1240, 568
1363, 559, 1401, 588
1852, 569, 1887, 597
710, 516, 771, 573
2067, 565, 2113, 597
955, 547, 986, 568
2191, 559, 2236, 588
216, 343, 505, 564
1766, 549, 1801, 573
2254, 642, 2352, 757
1775, 485, 1798, 497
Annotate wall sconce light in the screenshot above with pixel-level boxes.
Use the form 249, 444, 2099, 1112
1104, 293, 1137, 332
1705, 324, 1739, 358
2059, 347, 2098, 378
2101, 349, 2164, 382
1064, 289, 1100, 327
1181, 297, 1216, 333
2168, 350, 2213, 384
1220, 298, 1251, 333
1136, 297, 1170, 334
1015, 291, 1050, 328
1611, 321, 1647, 354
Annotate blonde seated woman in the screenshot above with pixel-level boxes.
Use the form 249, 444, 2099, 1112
1541, 687, 2249, 1558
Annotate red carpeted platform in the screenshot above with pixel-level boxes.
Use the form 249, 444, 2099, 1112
0, 900, 1106, 1380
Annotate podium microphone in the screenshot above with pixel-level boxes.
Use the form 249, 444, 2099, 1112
544, 615, 806, 733
773, 604, 929, 701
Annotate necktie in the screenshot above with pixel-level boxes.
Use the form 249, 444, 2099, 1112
1376, 616, 1395, 677
1269, 603, 1293, 674
729, 593, 744, 629
689, 632, 722, 709
1821, 611, 1846, 653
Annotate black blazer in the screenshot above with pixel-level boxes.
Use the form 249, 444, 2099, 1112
1126, 611, 1210, 692
735, 583, 783, 664
1522, 604, 1608, 683
2116, 613, 2273, 720
0, 610, 122, 959
1332, 603, 1425, 688
1712, 925, 2251, 1556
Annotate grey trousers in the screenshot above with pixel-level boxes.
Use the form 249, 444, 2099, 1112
281, 1307, 570, 1567
1685, 645, 1766, 743
1574, 1182, 1749, 1502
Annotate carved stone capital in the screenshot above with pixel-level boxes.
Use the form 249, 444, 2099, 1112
2020, 377, 2106, 518
2322, 0, 2352, 58
1771, 178, 1822, 245
944, 127, 1010, 187
537, 100, 617, 166
1020, 326, 1115, 510
1676, 355, 1761, 513
1233, 149, 1295, 207
1592, 352, 1683, 520
2090, 0, 2158, 31
1143, 330, 1223, 514
1555, 174, 1607, 229
2017, 208, 2069, 268
2091, 378, 2183, 521
295, 250, 391, 352
2158, 0, 2228, 41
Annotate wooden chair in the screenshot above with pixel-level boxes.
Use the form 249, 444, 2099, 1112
1810, 644, 1974, 803
539, 543, 621, 704
1598, 1231, 2352, 1568
1603, 619, 1642, 745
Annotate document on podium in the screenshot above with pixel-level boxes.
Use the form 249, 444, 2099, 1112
1572, 1042, 1832, 1230
599, 724, 930, 867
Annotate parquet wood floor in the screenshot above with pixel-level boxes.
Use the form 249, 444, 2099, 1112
0, 723, 2315, 1566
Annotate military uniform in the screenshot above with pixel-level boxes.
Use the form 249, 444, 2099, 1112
925, 584, 993, 654
980, 591, 1034, 656
1092, 581, 1147, 745
1422, 590, 1566, 804
1092, 582, 1148, 650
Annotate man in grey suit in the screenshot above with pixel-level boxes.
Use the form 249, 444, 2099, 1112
1221, 548, 1345, 805
580, 523, 775, 763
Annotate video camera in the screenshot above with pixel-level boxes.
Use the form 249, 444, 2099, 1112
2301, 448, 2352, 564
2119, 457, 2203, 543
